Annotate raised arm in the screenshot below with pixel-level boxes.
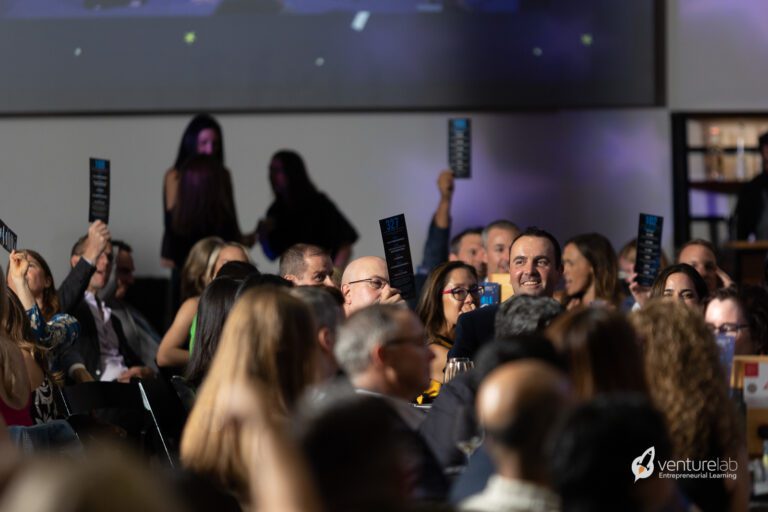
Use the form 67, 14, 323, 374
58, 221, 111, 313
420, 170, 454, 273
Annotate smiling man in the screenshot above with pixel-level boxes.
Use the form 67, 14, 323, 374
59, 223, 153, 383
508, 227, 562, 297
448, 227, 562, 359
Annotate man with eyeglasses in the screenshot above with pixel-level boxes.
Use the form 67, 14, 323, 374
334, 304, 448, 499
704, 287, 756, 355
340, 256, 405, 316
57, 222, 152, 383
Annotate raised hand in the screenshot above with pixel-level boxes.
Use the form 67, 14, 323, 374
438, 169, 455, 200
378, 284, 404, 306
82, 220, 111, 263
628, 272, 652, 308
8, 250, 29, 282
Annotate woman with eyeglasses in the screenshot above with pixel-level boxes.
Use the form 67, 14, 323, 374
416, 261, 481, 402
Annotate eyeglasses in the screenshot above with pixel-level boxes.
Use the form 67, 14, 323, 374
706, 323, 749, 335
347, 277, 389, 290
442, 285, 484, 301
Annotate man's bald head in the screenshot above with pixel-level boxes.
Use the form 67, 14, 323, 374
341, 256, 391, 315
342, 256, 386, 284
477, 360, 570, 481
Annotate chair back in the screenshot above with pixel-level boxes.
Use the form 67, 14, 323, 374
170, 375, 197, 413
138, 377, 189, 467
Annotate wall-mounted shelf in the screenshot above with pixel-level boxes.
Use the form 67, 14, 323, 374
686, 146, 760, 154
672, 113, 768, 248
688, 181, 743, 194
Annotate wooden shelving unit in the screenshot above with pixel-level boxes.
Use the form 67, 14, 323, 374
671, 113, 768, 248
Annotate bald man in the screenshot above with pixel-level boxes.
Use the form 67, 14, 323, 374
460, 361, 570, 512
340, 256, 404, 316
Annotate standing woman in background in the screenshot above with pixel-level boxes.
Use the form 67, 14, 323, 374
162, 114, 225, 269
258, 150, 358, 269
163, 152, 256, 314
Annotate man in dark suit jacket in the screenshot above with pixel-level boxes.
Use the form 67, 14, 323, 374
58, 223, 153, 383
448, 227, 563, 360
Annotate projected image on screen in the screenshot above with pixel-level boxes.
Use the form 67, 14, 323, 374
0, 0, 660, 113
1, 1, 521, 18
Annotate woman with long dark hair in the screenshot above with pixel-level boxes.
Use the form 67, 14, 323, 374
164, 155, 246, 270
416, 261, 480, 400
258, 150, 358, 268
185, 277, 241, 389
0, 264, 32, 426
162, 114, 225, 269
649, 263, 709, 311
546, 306, 647, 400
561, 233, 621, 310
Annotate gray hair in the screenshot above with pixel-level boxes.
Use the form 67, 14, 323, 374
482, 219, 519, 248
289, 286, 343, 337
494, 295, 564, 339
334, 305, 404, 376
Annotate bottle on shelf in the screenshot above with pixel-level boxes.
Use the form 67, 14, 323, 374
736, 123, 747, 181
705, 125, 725, 180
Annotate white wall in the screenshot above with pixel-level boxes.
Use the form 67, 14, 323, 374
16, 0, 763, 283
0, 110, 671, 284
668, 0, 768, 111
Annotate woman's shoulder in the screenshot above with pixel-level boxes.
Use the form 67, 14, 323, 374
181, 297, 201, 312
164, 167, 179, 184
428, 336, 453, 351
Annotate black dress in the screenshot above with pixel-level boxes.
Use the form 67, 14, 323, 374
261, 192, 358, 260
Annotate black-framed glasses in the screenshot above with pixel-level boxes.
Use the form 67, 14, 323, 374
347, 277, 389, 290
442, 285, 484, 301
706, 323, 749, 335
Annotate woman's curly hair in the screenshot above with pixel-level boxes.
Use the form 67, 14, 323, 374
631, 300, 742, 461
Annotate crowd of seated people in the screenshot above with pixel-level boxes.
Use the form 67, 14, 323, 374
2, 121, 768, 512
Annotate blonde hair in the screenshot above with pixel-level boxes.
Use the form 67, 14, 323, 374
0, 450, 182, 512
205, 241, 252, 283
180, 286, 318, 501
632, 300, 742, 461
180, 236, 224, 301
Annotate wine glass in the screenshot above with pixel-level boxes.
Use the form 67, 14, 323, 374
444, 357, 474, 383
453, 405, 483, 466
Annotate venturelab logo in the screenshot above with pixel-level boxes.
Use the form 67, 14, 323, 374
630, 446, 738, 482
631, 446, 655, 482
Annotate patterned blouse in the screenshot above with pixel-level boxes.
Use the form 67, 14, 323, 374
25, 305, 80, 423
26, 304, 80, 349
